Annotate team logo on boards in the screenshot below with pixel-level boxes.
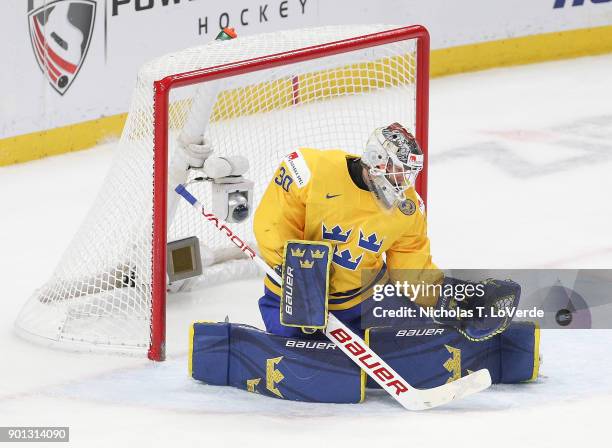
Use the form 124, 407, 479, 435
27, 0, 96, 95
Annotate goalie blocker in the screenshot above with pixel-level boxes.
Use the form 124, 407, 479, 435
281, 240, 332, 332
190, 321, 540, 403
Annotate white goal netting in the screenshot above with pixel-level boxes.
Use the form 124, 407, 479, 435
15, 25, 423, 357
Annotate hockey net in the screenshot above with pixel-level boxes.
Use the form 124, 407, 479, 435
15, 25, 429, 360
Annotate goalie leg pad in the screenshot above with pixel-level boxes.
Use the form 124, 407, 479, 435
281, 240, 332, 330
365, 321, 540, 389
190, 322, 364, 403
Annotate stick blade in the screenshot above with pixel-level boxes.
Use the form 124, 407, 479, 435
400, 368, 492, 411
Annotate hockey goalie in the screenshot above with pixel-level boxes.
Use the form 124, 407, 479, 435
187, 122, 539, 405
253, 122, 519, 340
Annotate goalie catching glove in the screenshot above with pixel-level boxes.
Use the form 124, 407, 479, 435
434, 277, 521, 341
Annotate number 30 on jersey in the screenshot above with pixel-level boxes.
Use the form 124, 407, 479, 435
274, 166, 293, 192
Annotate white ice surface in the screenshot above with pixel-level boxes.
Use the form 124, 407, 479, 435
1, 54, 612, 447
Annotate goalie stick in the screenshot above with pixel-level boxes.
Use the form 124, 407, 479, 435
175, 184, 492, 410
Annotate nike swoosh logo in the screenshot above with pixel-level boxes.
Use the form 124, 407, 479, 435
326, 194, 342, 199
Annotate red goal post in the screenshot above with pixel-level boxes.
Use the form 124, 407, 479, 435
14, 25, 430, 361
150, 25, 430, 361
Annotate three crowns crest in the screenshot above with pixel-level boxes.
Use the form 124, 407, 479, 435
332, 247, 363, 271
299, 259, 314, 269
290, 246, 328, 268
322, 224, 351, 243
291, 248, 306, 257
358, 230, 384, 253
311, 250, 325, 259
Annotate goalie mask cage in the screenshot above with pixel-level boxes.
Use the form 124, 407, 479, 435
15, 25, 429, 361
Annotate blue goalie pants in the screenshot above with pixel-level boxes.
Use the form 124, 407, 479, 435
258, 286, 431, 338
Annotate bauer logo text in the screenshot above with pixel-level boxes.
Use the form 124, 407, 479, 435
329, 328, 409, 396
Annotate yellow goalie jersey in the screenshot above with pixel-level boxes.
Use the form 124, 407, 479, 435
253, 148, 438, 311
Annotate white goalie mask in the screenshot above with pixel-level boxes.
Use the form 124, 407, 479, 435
361, 123, 424, 210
